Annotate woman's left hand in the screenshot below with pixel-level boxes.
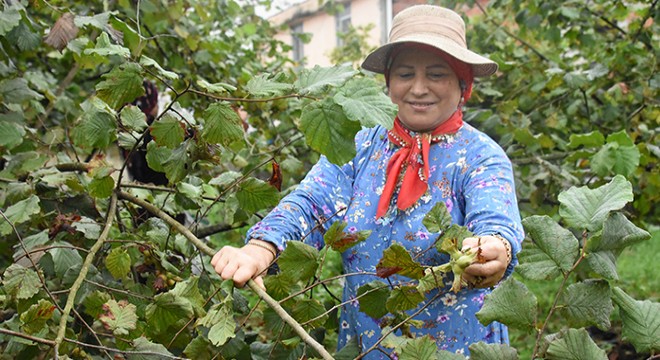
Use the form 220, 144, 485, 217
461, 235, 510, 288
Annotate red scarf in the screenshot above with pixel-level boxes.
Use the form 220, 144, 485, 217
376, 112, 463, 218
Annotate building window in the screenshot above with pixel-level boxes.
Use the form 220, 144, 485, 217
291, 23, 304, 64
336, 3, 351, 46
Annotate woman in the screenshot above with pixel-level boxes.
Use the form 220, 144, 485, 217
212, 4, 523, 357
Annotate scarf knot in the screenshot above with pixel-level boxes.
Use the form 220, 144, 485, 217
376, 112, 463, 218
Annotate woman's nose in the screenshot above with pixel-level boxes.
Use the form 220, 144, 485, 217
410, 76, 428, 95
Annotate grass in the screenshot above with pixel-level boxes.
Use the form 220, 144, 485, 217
509, 227, 660, 358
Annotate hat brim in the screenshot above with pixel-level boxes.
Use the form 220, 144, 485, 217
361, 37, 498, 77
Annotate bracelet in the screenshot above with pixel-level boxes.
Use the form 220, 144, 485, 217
490, 234, 512, 264
247, 240, 277, 258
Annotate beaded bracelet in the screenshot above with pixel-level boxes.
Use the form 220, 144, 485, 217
490, 234, 512, 264
247, 240, 277, 258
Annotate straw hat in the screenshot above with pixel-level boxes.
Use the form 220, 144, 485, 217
361, 5, 498, 77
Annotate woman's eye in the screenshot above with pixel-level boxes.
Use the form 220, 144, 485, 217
397, 73, 413, 78
429, 73, 446, 79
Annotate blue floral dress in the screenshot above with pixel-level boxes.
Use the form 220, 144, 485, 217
247, 122, 524, 357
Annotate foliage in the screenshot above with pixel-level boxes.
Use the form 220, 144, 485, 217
0, 0, 658, 358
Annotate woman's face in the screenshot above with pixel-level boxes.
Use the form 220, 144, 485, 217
388, 48, 462, 132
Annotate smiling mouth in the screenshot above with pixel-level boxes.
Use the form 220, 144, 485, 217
408, 102, 435, 110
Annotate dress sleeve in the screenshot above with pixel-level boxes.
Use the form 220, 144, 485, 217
245, 128, 378, 251
460, 138, 524, 279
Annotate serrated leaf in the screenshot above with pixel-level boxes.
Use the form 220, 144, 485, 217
398, 336, 438, 360
162, 141, 190, 183
236, 178, 280, 213
2, 264, 41, 300
517, 216, 579, 280
567, 131, 605, 149
150, 113, 185, 149
324, 221, 369, 252
245, 73, 293, 96
145, 140, 170, 173
558, 175, 633, 231
202, 102, 244, 146
84, 32, 130, 58
264, 273, 298, 301
20, 299, 56, 334
468, 342, 519, 360
99, 299, 138, 336
295, 65, 357, 95
1, 195, 41, 235
591, 142, 640, 177
334, 77, 397, 128
96, 62, 144, 110
9, 21, 40, 51
422, 201, 453, 234
89, 175, 115, 198
0, 77, 44, 104
0, 5, 22, 36
145, 292, 194, 335
558, 280, 612, 330
417, 264, 451, 293
197, 78, 237, 94
106, 247, 132, 279
611, 287, 660, 352
140, 55, 179, 80
83, 291, 112, 318
291, 298, 327, 328
197, 303, 236, 346
74, 12, 111, 29
590, 212, 651, 252
0, 119, 25, 149
386, 285, 424, 312
546, 328, 608, 360
127, 337, 175, 360
120, 105, 148, 131
72, 108, 117, 149
183, 336, 213, 360
476, 277, 537, 331
437, 224, 473, 254
171, 276, 206, 318
376, 244, 424, 279
300, 99, 361, 165
584, 250, 618, 280
277, 241, 319, 283
357, 281, 390, 318
50, 241, 84, 278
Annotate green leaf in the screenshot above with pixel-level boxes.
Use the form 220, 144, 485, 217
96, 62, 145, 110
0, 119, 25, 150
106, 247, 132, 279
145, 292, 194, 335
8, 21, 40, 52
0, 5, 22, 36
437, 225, 474, 253
591, 141, 640, 177
197, 78, 237, 94
277, 241, 319, 283
170, 276, 206, 317
398, 336, 438, 360
295, 65, 357, 95
558, 175, 633, 231
468, 342, 519, 360
2, 264, 41, 300
545, 328, 608, 360
517, 216, 579, 280
127, 337, 176, 360
357, 281, 390, 318
300, 99, 361, 165
98, 299, 138, 336
324, 221, 369, 252
184, 336, 213, 360
236, 178, 280, 213
558, 280, 612, 330
202, 102, 244, 146
150, 113, 185, 149
245, 73, 293, 96
335, 337, 360, 360
436, 350, 467, 359
49, 241, 84, 278
84, 32, 131, 58
476, 277, 537, 331
74, 12, 111, 29
422, 201, 452, 234
264, 273, 298, 301
20, 299, 56, 335
584, 250, 618, 280
376, 243, 424, 279
89, 175, 115, 198
0, 195, 41, 235
162, 141, 191, 183
386, 285, 424, 312
120, 105, 148, 131
72, 108, 117, 149
140, 55, 179, 80
83, 291, 112, 318
567, 131, 605, 149
197, 303, 236, 346
146, 141, 170, 173
0, 77, 44, 104
291, 298, 328, 328
334, 77, 397, 128
611, 287, 660, 352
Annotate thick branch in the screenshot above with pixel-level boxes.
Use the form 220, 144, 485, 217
116, 190, 334, 360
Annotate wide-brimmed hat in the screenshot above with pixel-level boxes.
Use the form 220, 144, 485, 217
361, 5, 498, 77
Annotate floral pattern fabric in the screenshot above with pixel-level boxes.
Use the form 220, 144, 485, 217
247, 122, 524, 358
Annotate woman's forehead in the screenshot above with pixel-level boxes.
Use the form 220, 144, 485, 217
391, 50, 452, 68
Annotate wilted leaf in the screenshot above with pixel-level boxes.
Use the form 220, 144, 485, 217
476, 277, 537, 331
44, 12, 79, 51
558, 175, 633, 231
2, 263, 41, 300
202, 102, 244, 146
20, 299, 56, 334
300, 99, 361, 165
611, 287, 660, 352
295, 65, 357, 95
106, 247, 132, 279
386, 285, 424, 312
517, 216, 579, 280
98, 299, 138, 336
558, 280, 612, 330
324, 221, 369, 252
334, 77, 397, 129
236, 178, 280, 213
468, 342, 519, 360
545, 328, 608, 360
376, 244, 424, 279
357, 281, 390, 318
277, 241, 319, 283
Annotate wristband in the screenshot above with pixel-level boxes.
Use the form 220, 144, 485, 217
247, 240, 277, 258
491, 234, 512, 264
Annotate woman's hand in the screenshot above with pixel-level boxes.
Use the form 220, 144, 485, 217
461, 235, 511, 288
210, 239, 277, 290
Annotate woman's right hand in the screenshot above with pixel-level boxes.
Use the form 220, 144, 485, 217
210, 239, 277, 290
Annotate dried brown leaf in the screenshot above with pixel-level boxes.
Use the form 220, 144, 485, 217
44, 13, 79, 51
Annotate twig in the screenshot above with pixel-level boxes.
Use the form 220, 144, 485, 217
54, 194, 118, 354
116, 190, 334, 360
84, 279, 153, 300
0, 327, 56, 346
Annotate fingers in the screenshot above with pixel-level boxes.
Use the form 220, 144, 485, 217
211, 245, 271, 289
461, 235, 510, 288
